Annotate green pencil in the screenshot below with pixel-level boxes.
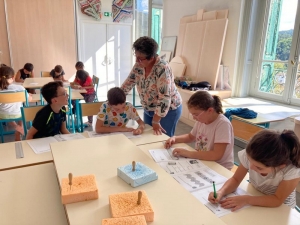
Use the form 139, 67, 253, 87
213, 181, 217, 198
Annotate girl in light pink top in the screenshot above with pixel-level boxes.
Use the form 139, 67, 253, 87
164, 91, 234, 170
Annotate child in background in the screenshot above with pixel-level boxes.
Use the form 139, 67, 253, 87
15, 63, 35, 94
95, 87, 145, 135
75, 61, 84, 71
26, 81, 70, 139
208, 129, 300, 209
71, 70, 95, 126
15, 63, 35, 83
0, 66, 32, 141
50, 65, 67, 82
164, 91, 234, 170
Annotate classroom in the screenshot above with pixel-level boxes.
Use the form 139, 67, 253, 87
1, 0, 300, 224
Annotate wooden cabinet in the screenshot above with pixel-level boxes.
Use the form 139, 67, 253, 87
178, 88, 232, 127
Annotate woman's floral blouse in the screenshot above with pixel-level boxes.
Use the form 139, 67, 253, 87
121, 57, 182, 117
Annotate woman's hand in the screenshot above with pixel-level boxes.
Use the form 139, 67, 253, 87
152, 123, 166, 135
172, 148, 191, 157
219, 195, 249, 211
165, 137, 176, 148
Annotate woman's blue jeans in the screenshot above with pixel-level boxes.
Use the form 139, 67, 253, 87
143, 104, 182, 137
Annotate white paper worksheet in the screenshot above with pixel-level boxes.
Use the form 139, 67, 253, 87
192, 183, 250, 217
158, 159, 206, 174
148, 148, 251, 217
27, 133, 85, 154
171, 167, 228, 192
149, 148, 188, 162
27, 137, 58, 154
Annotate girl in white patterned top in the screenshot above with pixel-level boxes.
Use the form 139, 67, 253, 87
208, 129, 300, 209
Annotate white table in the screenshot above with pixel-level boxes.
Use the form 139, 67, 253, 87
50, 135, 225, 225
0, 140, 53, 171
83, 124, 169, 146
23, 77, 53, 88
0, 163, 68, 224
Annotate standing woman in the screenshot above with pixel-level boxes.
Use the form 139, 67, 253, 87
121, 36, 182, 137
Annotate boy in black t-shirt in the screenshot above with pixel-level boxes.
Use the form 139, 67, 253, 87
26, 81, 70, 139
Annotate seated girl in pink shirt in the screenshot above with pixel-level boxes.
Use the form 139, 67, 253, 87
164, 91, 234, 170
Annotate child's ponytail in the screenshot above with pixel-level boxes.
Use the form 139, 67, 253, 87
212, 95, 223, 114
280, 130, 300, 167
0, 66, 14, 90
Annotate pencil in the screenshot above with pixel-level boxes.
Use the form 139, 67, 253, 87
213, 181, 217, 198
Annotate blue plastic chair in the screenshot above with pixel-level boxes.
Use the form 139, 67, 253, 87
66, 86, 75, 132
92, 75, 99, 102
0, 90, 29, 142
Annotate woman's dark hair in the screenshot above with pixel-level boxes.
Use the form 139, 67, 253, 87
0, 63, 7, 67
76, 70, 89, 83
0, 66, 14, 90
24, 63, 34, 72
107, 87, 126, 105
41, 81, 63, 104
54, 65, 63, 73
75, 61, 84, 70
187, 91, 223, 114
133, 36, 158, 60
246, 129, 300, 168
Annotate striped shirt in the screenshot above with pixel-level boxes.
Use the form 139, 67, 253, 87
239, 149, 300, 208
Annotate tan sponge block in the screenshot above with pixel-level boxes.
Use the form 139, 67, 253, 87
61, 174, 98, 204
109, 190, 154, 222
102, 215, 147, 225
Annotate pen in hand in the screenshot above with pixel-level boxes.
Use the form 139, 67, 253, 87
213, 181, 217, 199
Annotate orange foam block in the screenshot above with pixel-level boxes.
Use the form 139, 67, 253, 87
61, 174, 98, 204
109, 190, 154, 222
102, 215, 147, 225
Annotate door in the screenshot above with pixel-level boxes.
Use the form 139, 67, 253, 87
80, 22, 107, 98
79, 21, 132, 99
250, 0, 300, 105
107, 24, 132, 90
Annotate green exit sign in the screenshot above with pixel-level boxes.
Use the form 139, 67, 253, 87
104, 12, 111, 17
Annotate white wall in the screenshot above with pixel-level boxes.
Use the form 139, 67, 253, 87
163, 0, 245, 94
